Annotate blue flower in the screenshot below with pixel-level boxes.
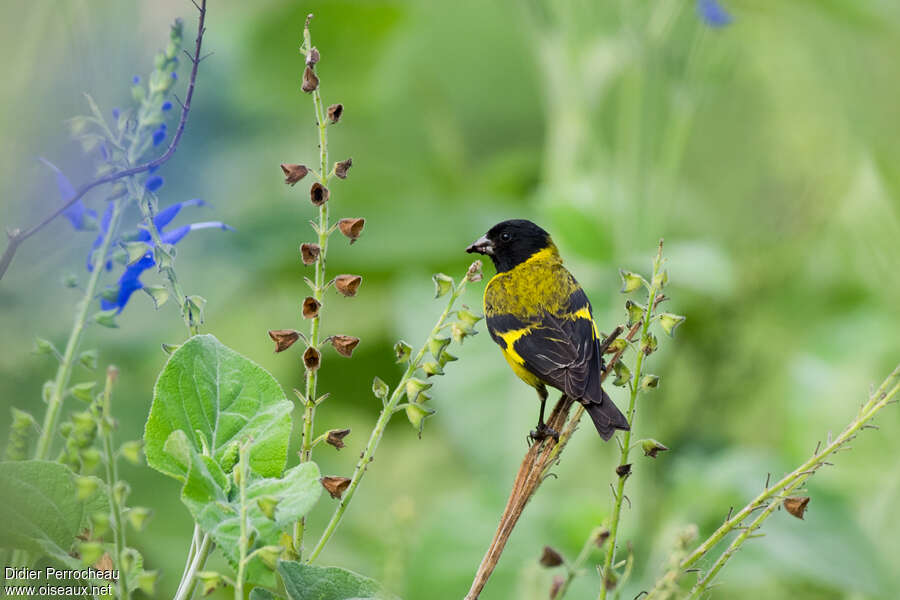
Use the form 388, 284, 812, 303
145, 176, 164, 192
100, 203, 233, 313
161, 101, 173, 112
152, 124, 167, 146
171, 72, 178, 80
112, 107, 120, 120
132, 75, 141, 84
697, 0, 732, 27
39, 158, 97, 231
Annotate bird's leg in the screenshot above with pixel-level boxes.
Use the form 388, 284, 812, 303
529, 385, 559, 444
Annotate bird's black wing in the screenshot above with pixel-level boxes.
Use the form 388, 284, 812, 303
510, 288, 600, 402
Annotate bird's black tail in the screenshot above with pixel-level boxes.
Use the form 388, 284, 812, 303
583, 387, 629, 441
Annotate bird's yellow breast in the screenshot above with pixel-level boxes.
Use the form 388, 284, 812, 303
483, 246, 576, 320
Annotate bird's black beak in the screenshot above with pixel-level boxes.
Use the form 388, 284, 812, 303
466, 235, 493, 255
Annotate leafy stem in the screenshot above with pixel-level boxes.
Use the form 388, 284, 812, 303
305, 268, 476, 563
99, 366, 129, 599
33, 200, 124, 461
599, 241, 664, 597
234, 441, 250, 600
651, 364, 900, 599
294, 15, 333, 554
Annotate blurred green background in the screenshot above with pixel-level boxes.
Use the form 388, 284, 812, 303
1, 1, 899, 598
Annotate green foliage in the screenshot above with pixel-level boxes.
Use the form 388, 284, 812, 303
0, 460, 106, 566
277, 561, 400, 600
145, 334, 293, 480
170, 430, 321, 586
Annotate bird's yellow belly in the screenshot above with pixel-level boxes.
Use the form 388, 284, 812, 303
501, 346, 543, 388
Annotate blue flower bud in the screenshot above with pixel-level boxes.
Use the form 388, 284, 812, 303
145, 176, 164, 192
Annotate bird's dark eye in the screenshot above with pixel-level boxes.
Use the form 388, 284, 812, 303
500, 232, 512, 242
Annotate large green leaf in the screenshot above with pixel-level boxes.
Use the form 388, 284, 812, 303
277, 561, 400, 600
167, 431, 322, 587
145, 334, 293, 479
0, 461, 105, 567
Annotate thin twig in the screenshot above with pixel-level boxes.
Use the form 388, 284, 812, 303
0, 0, 209, 281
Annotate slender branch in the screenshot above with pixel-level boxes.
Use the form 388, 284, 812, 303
599, 244, 665, 598
306, 269, 476, 563
0, 0, 209, 282
663, 365, 900, 597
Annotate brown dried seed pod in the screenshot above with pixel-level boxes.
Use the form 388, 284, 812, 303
300, 243, 320, 265
302, 297, 321, 319
310, 182, 329, 206
334, 274, 362, 297
337, 218, 365, 244
307, 46, 320, 66
268, 329, 300, 353
539, 546, 564, 567
303, 346, 321, 371
301, 65, 319, 93
595, 528, 610, 547
783, 496, 810, 519
280, 163, 309, 186
330, 335, 360, 357
326, 428, 351, 450
334, 158, 352, 179
466, 260, 483, 282
320, 476, 351, 499
615, 463, 632, 477
326, 103, 343, 124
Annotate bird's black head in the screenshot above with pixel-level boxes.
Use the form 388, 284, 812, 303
466, 219, 555, 273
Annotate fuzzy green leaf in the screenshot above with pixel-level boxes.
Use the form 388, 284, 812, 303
0, 461, 106, 568
144, 334, 293, 481
277, 561, 399, 600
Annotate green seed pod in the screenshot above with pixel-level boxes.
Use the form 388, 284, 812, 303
75, 476, 99, 500
405, 378, 432, 403
625, 300, 645, 328
78, 541, 104, 567
432, 273, 454, 298
658, 313, 686, 337
393, 340, 412, 363
127, 507, 153, 531
372, 376, 390, 401
427, 336, 451, 360
619, 270, 646, 293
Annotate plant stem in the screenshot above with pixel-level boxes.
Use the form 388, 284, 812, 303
133, 183, 198, 335
99, 367, 129, 599
676, 365, 900, 585
173, 532, 212, 600
598, 244, 663, 599
295, 17, 332, 555
34, 200, 124, 461
235, 442, 250, 600
306, 273, 472, 563
554, 527, 605, 599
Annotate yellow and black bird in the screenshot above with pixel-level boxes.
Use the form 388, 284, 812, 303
466, 219, 629, 442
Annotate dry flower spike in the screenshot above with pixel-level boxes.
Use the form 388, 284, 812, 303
281, 163, 309, 186
310, 182, 329, 206
300, 242, 320, 265
334, 158, 352, 179
783, 496, 810, 520
268, 329, 301, 353
539, 546, 564, 567
326, 428, 351, 450
302, 296, 321, 319
338, 218, 365, 244
330, 335, 360, 357
327, 103, 343, 123
321, 476, 351, 499
303, 346, 321, 371
334, 274, 362, 297
302, 65, 319, 93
